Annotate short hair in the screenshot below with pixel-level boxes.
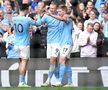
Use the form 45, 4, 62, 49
93, 22, 101, 29
50, 1, 58, 7
87, 23, 93, 27
20, 4, 29, 11
59, 5, 67, 12
100, 2, 105, 6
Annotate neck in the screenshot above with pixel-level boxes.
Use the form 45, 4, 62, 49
19, 11, 25, 16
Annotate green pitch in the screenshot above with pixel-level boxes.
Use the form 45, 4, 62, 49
0, 87, 108, 90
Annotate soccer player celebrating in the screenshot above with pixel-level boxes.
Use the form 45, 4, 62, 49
48, 5, 73, 87
12, 4, 40, 87
40, 2, 63, 86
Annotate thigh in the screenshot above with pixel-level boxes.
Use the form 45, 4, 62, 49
47, 44, 51, 59
19, 46, 30, 60
60, 45, 72, 58
51, 43, 60, 58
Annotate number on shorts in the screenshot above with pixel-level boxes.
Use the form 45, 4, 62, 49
55, 48, 59, 55
63, 48, 68, 54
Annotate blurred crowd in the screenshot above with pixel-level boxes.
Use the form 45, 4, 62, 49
0, 0, 108, 58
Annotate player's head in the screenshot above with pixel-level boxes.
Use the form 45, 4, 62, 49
20, 4, 29, 15
57, 5, 67, 16
38, 2, 45, 12
49, 2, 58, 14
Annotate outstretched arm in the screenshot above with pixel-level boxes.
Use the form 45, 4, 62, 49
50, 14, 69, 21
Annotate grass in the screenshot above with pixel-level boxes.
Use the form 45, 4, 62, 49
0, 87, 108, 90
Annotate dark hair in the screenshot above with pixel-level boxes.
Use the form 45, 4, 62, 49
20, 4, 29, 11
28, 13, 36, 20
100, 2, 105, 6
59, 5, 67, 12
11, 27, 14, 32
0, 32, 3, 36
90, 9, 99, 16
93, 22, 101, 30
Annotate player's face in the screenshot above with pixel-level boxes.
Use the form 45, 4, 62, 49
49, 4, 57, 14
38, 3, 44, 12
57, 8, 63, 16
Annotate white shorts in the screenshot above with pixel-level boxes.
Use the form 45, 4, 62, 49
47, 43, 60, 59
60, 45, 72, 58
14, 45, 30, 60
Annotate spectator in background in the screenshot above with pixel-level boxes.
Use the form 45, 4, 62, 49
37, 1, 44, 16
4, 4, 14, 24
0, 0, 3, 10
98, 3, 108, 24
93, 22, 104, 57
3, 26, 19, 59
30, 0, 38, 12
0, 32, 6, 58
34, 6, 38, 14
22, 0, 29, 4
103, 13, 108, 38
101, 13, 108, 57
0, 9, 9, 35
17, 0, 22, 8
77, 2, 87, 23
84, 9, 99, 30
85, 0, 98, 20
102, 12, 108, 56
2, 0, 11, 12
66, 0, 72, 7
95, 0, 106, 13
30, 2, 47, 58
71, 22, 83, 57
79, 0, 88, 6
78, 23, 98, 57
86, 1, 94, 15
10, 0, 19, 13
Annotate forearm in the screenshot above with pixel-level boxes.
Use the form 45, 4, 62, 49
50, 14, 67, 21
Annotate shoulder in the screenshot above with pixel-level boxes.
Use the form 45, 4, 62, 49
42, 14, 49, 18
93, 30, 98, 35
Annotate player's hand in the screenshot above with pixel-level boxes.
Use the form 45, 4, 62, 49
46, 10, 51, 16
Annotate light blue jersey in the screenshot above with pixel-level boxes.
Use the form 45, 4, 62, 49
60, 18, 73, 46
12, 15, 40, 46
0, 18, 9, 34
41, 14, 63, 44
6, 34, 19, 58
